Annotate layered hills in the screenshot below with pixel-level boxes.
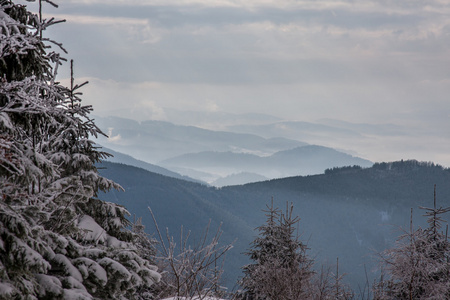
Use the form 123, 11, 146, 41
94, 117, 373, 185
160, 145, 372, 181
93, 116, 307, 163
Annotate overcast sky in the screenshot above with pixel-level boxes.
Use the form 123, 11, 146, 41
22, 0, 450, 165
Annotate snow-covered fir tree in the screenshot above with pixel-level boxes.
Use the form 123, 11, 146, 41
237, 201, 353, 300
374, 186, 450, 300
238, 201, 315, 300
0, 1, 160, 299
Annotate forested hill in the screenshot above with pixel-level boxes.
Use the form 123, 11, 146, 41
98, 160, 450, 290
97, 161, 255, 287
220, 160, 450, 208
97, 161, 230, 233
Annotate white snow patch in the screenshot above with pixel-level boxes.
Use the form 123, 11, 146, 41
35, 274, 63, 297
143, 268, 162, 284
54, 254, 83, 283
64, 276, 87, 291
63, 288, 93, 300
98, 257, 131, 280
77, 215, 107, 244
106, 235, 128, 248
73, 257, 108, 285
83, 248, 106, 259
0, 112, 13, 129
0, 282, 15, 297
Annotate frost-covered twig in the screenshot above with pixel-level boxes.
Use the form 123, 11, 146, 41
149, 206, 233, 299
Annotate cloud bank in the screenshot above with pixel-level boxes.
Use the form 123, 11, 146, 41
21, 0, 450, 166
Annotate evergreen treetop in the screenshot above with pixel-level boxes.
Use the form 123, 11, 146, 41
239, 201, 314, 300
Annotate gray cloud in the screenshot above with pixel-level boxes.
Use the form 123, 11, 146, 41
19, 0, 450, 166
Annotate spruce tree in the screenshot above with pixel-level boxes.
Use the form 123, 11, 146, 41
0, 1, 160, 298
239, 201, 314, 300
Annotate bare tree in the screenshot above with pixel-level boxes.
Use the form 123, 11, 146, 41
148, 207, 233, 300
312, 258, 354, 300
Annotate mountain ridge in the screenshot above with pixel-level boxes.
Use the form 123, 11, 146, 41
160, 145, 373, 181
93, 116, 308, 163
100, 145, 205, 184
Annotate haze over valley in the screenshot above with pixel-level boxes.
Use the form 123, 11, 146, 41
94, 115, 374, 185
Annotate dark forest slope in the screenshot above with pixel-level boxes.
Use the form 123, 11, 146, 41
99, 160, 450, 291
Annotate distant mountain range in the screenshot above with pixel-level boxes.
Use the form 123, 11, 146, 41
158, 109, 284, 129
160, 145, 373, 181
93, 116, 307, 163
98, 159, 450, 292
94, 117, 374, 185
